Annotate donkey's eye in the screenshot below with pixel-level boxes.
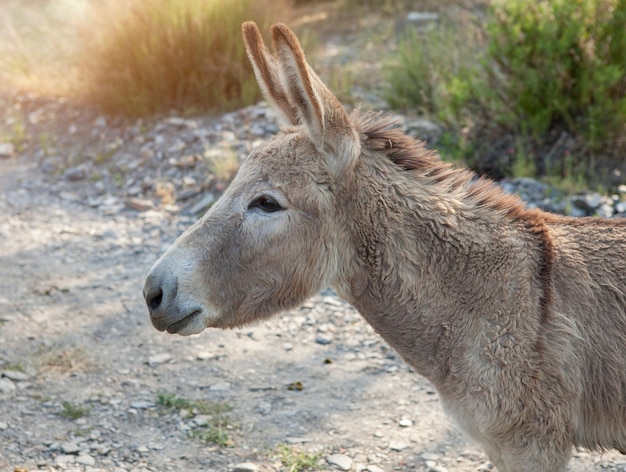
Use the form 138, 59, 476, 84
248, 195, 283, 213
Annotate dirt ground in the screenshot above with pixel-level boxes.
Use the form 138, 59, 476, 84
2, 4, 626, 471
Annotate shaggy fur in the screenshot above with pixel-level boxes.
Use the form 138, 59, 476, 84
144, 22, 626, 472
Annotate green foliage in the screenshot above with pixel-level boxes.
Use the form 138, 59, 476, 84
60, 401, 91, 420
274, 444, 323, 472
384, 20, 484, 126
485, 0, 626, 145
77, 0, 281, 117
385, 0, 626, 186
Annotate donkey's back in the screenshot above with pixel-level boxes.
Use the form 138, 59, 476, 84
550, 217, 626, 452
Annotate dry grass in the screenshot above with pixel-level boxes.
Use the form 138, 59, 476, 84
0, 0, 294, 116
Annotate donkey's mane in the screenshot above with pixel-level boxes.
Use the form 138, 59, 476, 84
355, 110, 527, 218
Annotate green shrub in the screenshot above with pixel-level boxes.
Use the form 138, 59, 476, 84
486, 0, 626, 145
384, 18, 485, 126
77, 0, 284, 117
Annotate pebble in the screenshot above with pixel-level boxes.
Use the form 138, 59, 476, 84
61, 442, 82, 454
147, 353, 172, 366
75, 454, 96, 465
398, 417, 413, 427
0, 377, 16, 393
1, 370, 30, 381
388, 441, 408, 451
326, 453, 353, 471
0, 421, 7, 430
64, 166, 87, 181
0, 142, 15, 158
316, 334, 334, 345
55, 454, 76, 465
233, 462, 259, 472
129, 401, 155, 409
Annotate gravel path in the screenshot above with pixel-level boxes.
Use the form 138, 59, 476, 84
2, 90, 626, 472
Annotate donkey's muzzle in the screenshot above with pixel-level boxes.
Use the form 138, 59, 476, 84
144, 269, 178, 331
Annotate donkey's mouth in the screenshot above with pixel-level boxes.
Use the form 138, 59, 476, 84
164, 310, 205, 335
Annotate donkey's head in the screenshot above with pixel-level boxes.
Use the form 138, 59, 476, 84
143, 22, 361, 334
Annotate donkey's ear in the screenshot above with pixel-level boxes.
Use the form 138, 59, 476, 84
242, 22, 298, 125
270, 23, 359, 174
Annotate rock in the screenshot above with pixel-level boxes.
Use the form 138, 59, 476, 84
148, 353, 172, 366
0, 421, 8, 430
75, 454, 96, 465
315, 334, 334, 345
0, 377, 16, 393
326, 453, 353, 471
0, 142, 15, 158
1, 370, 30, 381
398, 417, 413, 427
61, 441, 81, 454
55, 454, 76, 465
573, 192, 603, 212
420, 453, 440, 461
129, 400, 155, 409
405, 118, 443, 143
406, 11, 439, 22
126, 198, 155, 212
388, 441, 408, 451
233, 462, 259, 472
365, 466, 385, 472
64, 166, 87, 182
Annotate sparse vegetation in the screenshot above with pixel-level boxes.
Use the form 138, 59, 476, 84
36, 344, 88, 374
273, 443, 323, 472
60, 401, 91, 420
157, 392, 234, 447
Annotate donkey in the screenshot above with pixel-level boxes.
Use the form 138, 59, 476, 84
144, 22, 626, 471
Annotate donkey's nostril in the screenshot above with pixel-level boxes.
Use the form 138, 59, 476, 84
145, 286, 163, 312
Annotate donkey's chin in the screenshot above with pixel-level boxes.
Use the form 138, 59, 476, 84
164, 310, 209, 336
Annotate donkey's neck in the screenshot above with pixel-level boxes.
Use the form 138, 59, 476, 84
333, 154, 546, 388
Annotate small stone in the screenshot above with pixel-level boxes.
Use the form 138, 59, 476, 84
75, 454, 96, 465
426, 464, 448, 472
0, 421, 8, 430
388, 441, 408, 451
315, 334, 334, 345
130, 401, 154, 409
55, 454, 76, 465
1, 370, 30, 381
191, 415, 210, 427
0, 377, 16, 393
420, 453, 440, 461
233, 462, 259, 472
148, 353, 172, 366
61, 442, 81, 454
365, 466, 385, 472
136, 445, 149, 453
196, 351, 215, 360
64, 166, 87, 182
326, 453, 353, 471
208, 382, 230, 391
126, 198, 155, 212
616, 201, 626, 214
398, 418, 413, 427
0, 142, 15, 158
406, 11, 439, 22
